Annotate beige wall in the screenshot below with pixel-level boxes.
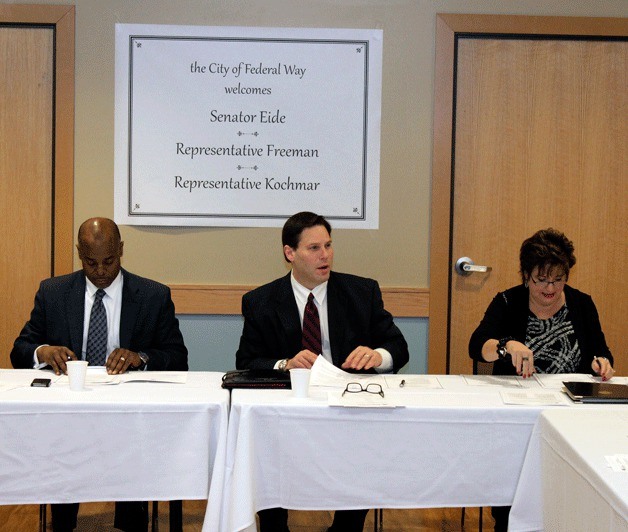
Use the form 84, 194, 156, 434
8, 0, 627, 288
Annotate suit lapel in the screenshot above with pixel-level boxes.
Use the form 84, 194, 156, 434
275, 273, 302, 353
119, 270, 139, 348
327, 273, 347, 366
67, 272, 86, 357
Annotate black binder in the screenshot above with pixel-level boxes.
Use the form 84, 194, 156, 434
221, 369, 291, 389
563, 381, 628, 403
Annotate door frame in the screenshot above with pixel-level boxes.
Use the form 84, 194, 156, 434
428, 14, 628, 375
0, 4, 75, 275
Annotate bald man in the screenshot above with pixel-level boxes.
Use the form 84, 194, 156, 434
11, 217, 188, 532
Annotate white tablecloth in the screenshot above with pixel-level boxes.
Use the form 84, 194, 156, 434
221, 375, 561, 532
540, 409, 628, 531
5, 369, 625, 532
0, 369, 229, 531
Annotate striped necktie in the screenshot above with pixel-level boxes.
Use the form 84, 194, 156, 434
302, 292, 322, 355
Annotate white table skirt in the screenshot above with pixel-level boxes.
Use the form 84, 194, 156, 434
540, 409, 628, 531
4, 369, 625, 532
221, 375, 560, 532
0, 369, 229, 532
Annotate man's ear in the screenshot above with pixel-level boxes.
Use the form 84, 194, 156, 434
283, 244, 295, 263
119, 241, 124, 257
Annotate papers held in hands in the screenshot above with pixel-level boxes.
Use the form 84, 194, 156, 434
562, 381, 628, 404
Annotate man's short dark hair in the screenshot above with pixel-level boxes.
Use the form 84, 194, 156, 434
282, 212, 332, 262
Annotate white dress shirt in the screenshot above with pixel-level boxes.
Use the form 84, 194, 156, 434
282, 272, 393, 372
81, 271, 123, 363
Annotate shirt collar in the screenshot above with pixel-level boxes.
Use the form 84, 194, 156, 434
290, 271, 327, 304
85, 270, 123, 298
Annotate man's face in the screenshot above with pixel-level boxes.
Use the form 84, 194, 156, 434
77, 237, 123, 289
284, 225, 333, 290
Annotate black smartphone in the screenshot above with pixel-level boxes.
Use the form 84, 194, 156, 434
31, 378, 52, 388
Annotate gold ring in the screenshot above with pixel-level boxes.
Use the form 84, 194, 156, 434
364, 354, 370, 358
522, 356, 529, 361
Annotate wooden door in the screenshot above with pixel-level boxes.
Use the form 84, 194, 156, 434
0, 5, 74, 368
429, 15, 627, 376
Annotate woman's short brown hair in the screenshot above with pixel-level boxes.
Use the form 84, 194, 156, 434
519, 228, 576, 284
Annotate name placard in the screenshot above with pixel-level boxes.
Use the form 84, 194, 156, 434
114, 25, 382, 227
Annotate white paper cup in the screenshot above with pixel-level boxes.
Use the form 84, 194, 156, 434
289, 368, 311, 398
67, 360, 88, 391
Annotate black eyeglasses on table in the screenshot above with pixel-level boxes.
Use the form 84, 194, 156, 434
342, 382, 384, 398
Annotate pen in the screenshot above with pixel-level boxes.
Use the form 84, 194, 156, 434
399, 379, 405, 388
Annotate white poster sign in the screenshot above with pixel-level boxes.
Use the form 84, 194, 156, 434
114, 24, 382, 227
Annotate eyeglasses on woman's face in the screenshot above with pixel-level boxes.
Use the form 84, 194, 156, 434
529, 275, 566, 289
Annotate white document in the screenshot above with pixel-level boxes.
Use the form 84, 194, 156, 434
327, 390, 399, 408
500, 390, 569, 406
383, 374, 442, 389
85, 374, 119, 385
55, 371, 119, 387
533, 373, 594, 389
56, 371, 187, 386
309, 355, 384, 388
120, 372, 187, 384
605, 455, 628, 472
463, 375, 523, 388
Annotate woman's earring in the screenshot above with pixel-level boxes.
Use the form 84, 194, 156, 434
524, 280, 529, 288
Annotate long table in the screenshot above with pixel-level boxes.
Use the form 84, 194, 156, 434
540, 409, 628, 531
220, 375, 579, 532
0, 369, 229, 531
3, 370, 626, 532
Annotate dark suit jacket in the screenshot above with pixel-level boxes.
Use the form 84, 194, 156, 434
11, 268, 188, 371
236, 271, 409, 372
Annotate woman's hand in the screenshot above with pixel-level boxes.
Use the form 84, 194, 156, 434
506, 340, 535, 378
592, 356, 614, 381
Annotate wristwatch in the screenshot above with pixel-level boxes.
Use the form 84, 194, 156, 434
496, 337, 513, 359
277, 358, 289, 372
137, 351, 149, 370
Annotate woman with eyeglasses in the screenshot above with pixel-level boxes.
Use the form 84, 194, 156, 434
469, 228, 615, 532
469, 228, 614, 380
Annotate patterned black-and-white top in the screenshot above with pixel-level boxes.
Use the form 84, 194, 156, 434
526, 305, 581, 374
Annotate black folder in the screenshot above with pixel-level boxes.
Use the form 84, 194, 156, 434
563, 381, 628, 404
221, 369, 291, 389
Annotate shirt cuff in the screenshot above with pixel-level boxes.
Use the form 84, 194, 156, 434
374, 348, 393, 373
33, 345, 49, 369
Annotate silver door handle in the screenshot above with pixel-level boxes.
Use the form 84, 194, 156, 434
455, 257, 492, 276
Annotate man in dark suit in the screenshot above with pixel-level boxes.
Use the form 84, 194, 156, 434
236, 211, 409, 532
11, 217, 188, 532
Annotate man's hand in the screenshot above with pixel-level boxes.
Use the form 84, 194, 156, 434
37, 346, 76, 375
106, 348, 142, 374
285, 350, 319, 370
342, 346, 382, 371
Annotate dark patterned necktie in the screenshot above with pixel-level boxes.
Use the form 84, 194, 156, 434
302, 292, 322, 355
86, 289, 107, 366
